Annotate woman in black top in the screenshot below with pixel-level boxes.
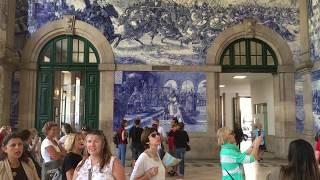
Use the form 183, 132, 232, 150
62, 132, 84, 180
174, 122, 189, 179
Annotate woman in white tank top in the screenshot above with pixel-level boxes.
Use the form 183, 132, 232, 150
73, 130, 125, 180
40, 121, 66, 163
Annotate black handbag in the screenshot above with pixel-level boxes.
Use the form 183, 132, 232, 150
186, 144, 191, 151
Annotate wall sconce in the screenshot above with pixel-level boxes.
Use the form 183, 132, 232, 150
54, 89, 60, 97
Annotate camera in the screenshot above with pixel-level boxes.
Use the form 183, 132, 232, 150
258, 130, 261, 136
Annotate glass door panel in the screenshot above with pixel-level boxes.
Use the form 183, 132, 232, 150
53, 71, 84, 130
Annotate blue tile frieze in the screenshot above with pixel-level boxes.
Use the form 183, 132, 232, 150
28, 0, 299, 65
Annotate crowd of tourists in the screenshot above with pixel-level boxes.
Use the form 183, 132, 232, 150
0, 119, 319, 180
116, 117, 189, 180
0, 116, 189, 180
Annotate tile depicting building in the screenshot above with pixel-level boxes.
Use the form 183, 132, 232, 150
113, 71, 207, 132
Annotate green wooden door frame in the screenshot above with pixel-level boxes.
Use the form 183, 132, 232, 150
36, 70, 54, 131
220, 38, 278, 73
36, 35, 100, 130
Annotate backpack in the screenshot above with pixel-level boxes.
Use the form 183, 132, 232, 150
113, 132, 120, 148
130, 126, 143, 144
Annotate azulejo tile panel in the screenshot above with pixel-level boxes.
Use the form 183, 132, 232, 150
312, 70, 320, 131
28, 0, 299, 65
295, 72, 304, 132
308, 0, 320, 61
113, 71, 207, 132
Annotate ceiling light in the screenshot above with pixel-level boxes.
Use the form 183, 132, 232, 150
219, 85, 225, 88
233, 75, 247, 79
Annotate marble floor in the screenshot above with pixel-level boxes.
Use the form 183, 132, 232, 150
125, 154, 287, 180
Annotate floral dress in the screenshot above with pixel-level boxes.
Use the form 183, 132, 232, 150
75, 156, 115, 180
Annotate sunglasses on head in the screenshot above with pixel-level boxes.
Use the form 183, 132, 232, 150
149, 132, 160, 138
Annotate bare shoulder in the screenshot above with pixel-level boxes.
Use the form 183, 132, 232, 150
112, 158, 125, 180
113, 158, 122, 168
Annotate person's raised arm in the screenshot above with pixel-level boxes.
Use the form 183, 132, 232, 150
46, 145, 64, 161
249, 135, 263, 160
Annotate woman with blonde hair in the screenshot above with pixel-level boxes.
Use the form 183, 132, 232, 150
62, 133, 84, 180
217, 127, 262, 180
73, 130, 125, 180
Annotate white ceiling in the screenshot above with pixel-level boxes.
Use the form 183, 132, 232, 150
219, 73, 272, 95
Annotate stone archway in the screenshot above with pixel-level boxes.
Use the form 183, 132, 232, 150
19, 16, 115, 137
207, 19, 296, 158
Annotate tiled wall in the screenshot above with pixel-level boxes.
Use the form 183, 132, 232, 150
312, 70, 320, 131
25, 0, 303, 132
309, 1, 320, 132
114, 71, 207, 132
28, 0, 299, 65
295, 73, 304, 132
309, 0, 320, 61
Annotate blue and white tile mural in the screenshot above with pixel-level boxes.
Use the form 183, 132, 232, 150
312, 70, 320, 132
295, 73, 304, 132
28, 0, 300, 65
113, 71, 207, 132
308, 0, 320, 61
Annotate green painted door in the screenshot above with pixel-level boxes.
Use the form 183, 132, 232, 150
36, 35, 100, 130
85, 71, 99, 129
36, 70, 53, 131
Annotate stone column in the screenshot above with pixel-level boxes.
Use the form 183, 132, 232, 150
98, 63, 116, 152
0, 64, 14, 126
299, 69, 314, 137
18, 62, 37, 129
273, 72, 297, 158
0, 0, 18, 126
296, 0, 314, 141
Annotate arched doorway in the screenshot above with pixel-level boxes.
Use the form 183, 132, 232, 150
207, 19, 295, 158
36, 35, 99, 130
19, 16, 115, 134
219, 38, 278, 136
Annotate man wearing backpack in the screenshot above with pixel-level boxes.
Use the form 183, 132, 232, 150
129, 118, 143, 169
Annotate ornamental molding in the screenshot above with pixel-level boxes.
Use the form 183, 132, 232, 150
63, 15, 76, 35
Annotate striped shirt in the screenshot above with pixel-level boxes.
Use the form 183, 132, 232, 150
220, 143, 255, 180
